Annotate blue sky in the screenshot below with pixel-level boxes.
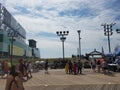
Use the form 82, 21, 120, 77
0, 0, 120, 58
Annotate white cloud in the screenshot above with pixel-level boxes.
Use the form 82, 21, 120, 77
1, 0, 120, 58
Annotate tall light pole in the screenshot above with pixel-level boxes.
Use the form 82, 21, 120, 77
101, 23, 116, 53
8, 31, 18, 66
116, 29, 120, 33
77, 30, 81, 59
56, 31, 69, 61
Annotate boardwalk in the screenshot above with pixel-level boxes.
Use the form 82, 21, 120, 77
1, 69, 120, 90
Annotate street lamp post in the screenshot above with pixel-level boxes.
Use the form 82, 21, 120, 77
116, 29, 120, 33
101, 23, 115, 53
77, 30, 81, 59
56, 31, 69, 61
8, 31, 18, 66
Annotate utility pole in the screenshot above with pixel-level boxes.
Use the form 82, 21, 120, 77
101, 23, 116, 53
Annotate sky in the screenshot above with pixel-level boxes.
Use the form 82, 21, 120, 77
0, 0, 120, 58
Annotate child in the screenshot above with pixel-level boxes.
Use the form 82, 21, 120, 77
73, 62, 77, 75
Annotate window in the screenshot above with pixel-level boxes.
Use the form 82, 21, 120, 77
0, 34, 3, 42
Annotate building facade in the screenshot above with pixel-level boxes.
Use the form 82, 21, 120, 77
0, 3, 40, 58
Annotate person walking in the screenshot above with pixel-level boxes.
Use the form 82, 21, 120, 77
65, 61, 69, 74
0, 61, 3, 78
77, 60, 83, 74
68, 60, 73, 74
101, 60, 108, 74
96, 59, 101, 73
18, 59, 28, 81
90, 59, 96, 72
3, 60, 10, 78
27, 61, 32, 78
5, 65, 24, 90
73, 62, 77, 75
44, 60, 49, 74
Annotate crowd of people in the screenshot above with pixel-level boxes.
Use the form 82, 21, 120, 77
90, 58, 107, 74
65, 60, 83, 75
63, 57, 120, 75
0, 59, 33, 90
0, 59, 33, 80
0, 59, 51, 90
0, 57, 120, 90
64, 59, 109, 75
90, 57, 120, 74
